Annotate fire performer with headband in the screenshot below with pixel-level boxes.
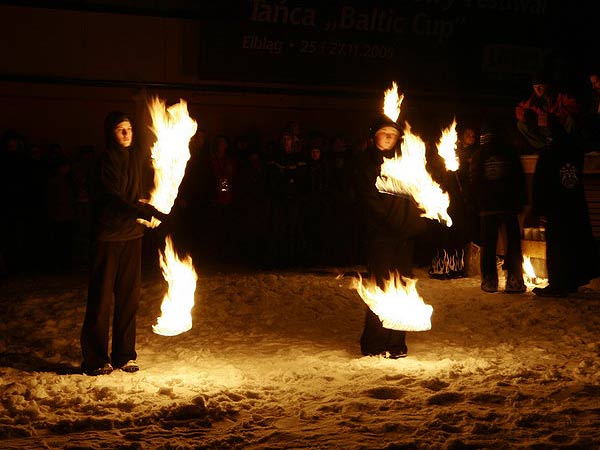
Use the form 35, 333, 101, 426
81, 111, 166, 376
356, 114, 427, 359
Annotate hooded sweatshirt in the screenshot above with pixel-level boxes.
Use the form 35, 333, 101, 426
89, 112, 145, 242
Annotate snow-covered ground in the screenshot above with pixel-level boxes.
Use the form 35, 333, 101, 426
1, 263, 600, 450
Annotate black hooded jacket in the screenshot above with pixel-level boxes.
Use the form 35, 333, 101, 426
89, 112, 145, 241
355, 144, 426, 241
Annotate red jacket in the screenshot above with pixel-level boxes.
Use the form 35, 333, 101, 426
516, 92, 579, 126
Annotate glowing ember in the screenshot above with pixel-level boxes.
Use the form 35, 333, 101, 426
383, 81, 404, 123
376, 123, 452, 226
522, 256, 548, 287
354, 272, 433, 331
436, 119, 459, 172
140, 97, 197, 228
153, 235, 198, 336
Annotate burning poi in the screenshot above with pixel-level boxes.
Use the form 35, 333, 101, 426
436, 119, 459, 172
141, 97, 199, 336
139, 97, 197, 228
153, 236, 198, 336
354, 273, 433, 331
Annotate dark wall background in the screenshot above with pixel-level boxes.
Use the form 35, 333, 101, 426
0, 0, 595, 152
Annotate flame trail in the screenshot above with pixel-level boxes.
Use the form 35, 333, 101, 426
383, 81, 404, 123
436, 119, 459, 172
141, 96, 199, 336
140, 97, 197, 228
153, 236, 198, 336
376, 123, 452, 226
354, 272, 433, 331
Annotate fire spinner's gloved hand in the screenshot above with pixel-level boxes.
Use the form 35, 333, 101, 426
136, 201, 169, 223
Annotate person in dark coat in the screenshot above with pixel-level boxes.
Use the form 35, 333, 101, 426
81, 111, 164, 376
0, 130, 28, 277
470, 125, 527, 293
581, 68, 600, 152
304, 143, 331, 266
356, 115, 427, 359
531, 121, 599, 297
264, 129, 309, 268
456, 127, 481, 246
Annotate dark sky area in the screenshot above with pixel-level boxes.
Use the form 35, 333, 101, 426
2, 0, 595, 99
0, 0, 596, 144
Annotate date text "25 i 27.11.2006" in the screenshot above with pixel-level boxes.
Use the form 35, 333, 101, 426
295, 40, 393, 59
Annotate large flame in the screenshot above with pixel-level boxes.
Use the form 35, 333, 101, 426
376, 123, 452, 226
436, 119, 459, 172
354, 272, 433, 331
140, 97, 197, 228
383, 81, 404, 123
153, 235, 198, 336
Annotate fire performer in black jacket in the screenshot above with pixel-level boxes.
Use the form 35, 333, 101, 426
356, 115, 427, 358
81, 111, 164, 376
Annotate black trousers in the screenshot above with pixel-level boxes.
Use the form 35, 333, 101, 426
480, 213, 523, 281
360, 238, 414, 356
81, 238, 142, 369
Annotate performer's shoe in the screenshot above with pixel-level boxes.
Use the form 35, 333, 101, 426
505, 275, 527, 293
532, 286, 567, 298
363, 349, 407, 359
83, 363, 113, 376
386, 350, 408, 359
119, 360, 139, 373
481, 278, 498, 293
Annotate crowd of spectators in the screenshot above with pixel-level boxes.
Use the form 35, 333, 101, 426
0, 132, 95, 276
173, 123, 369, 270
1, 67, 599, 280
0, 121, 372, 277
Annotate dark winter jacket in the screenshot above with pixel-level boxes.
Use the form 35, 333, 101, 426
532, 137, 587, 221
90, 114, 145, 242
307, 158, 330, 197
356, 145, 426, 241
266, 151, 308, 201
470, 136, 526, 215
